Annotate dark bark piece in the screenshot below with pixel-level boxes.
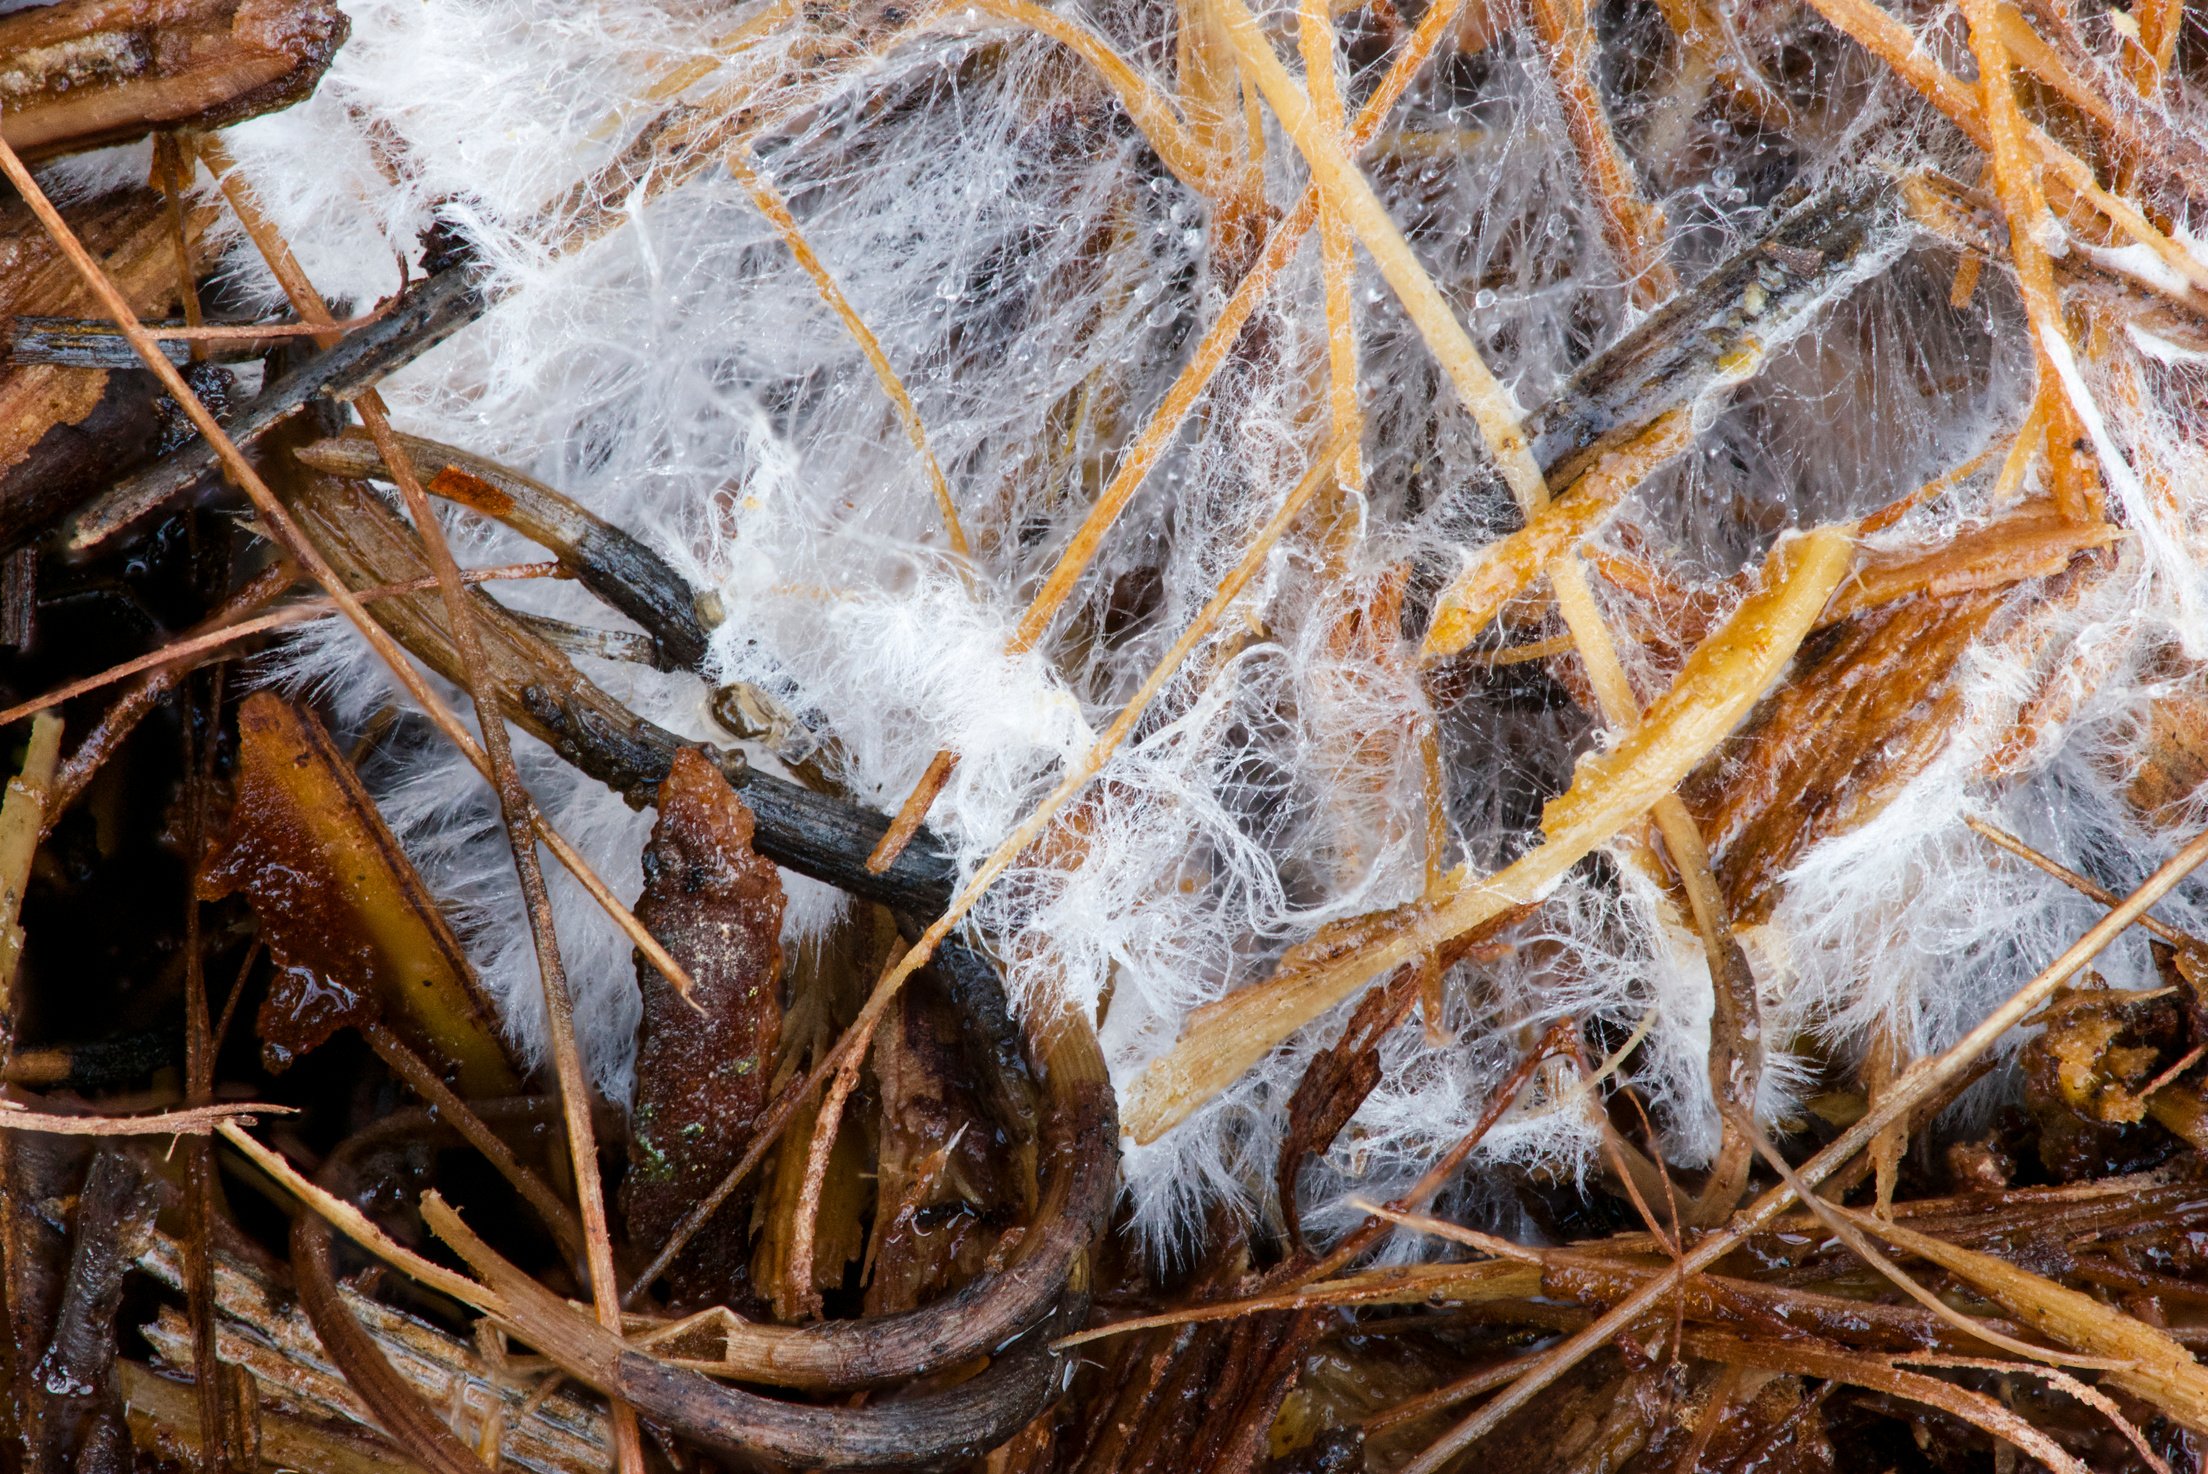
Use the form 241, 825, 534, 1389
0, 189, 202, 553
625, 746, 785, 1311
862, 970, 1026, 1317
1, 546, 35, 648
0, 0, 347, 163
29, 1151, 157, 1474
278, 469, 964, 915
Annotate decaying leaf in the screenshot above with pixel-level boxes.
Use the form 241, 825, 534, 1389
624, 745, 784, 1310
2020, 983, 2190, 1179
199, 691, 517, 1094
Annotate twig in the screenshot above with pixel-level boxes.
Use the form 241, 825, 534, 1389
423, 1193, 1074, 1469
57, 261, 486, 555
0, 565, 560, 730
7, 305, 399, 367
0, 133, 700, 1011
0, 1101, 291, 1136
1966, 815, 2203, 949
727, 147, 970, 558
297, 430, 713, 670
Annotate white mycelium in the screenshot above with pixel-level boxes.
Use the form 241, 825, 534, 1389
58, 0, 2208, 1246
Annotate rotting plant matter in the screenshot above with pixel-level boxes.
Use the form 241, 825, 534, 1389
0, 0, 2204, 1469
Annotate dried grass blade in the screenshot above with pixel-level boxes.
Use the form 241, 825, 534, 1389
1421, 412, 1691, 662
728, 147, 968, 557
1735, 1108, 2125, 1370
1297, 0, 1364, 501
966, 0, 1218, 197
0, 713, 61, 1013
0, 1101, 287, 1135
1685, 1332, 2091, 1474
1523, 0, 1676, 302
1053, 1260, 1542, 1349
215, 1123, 503, 1316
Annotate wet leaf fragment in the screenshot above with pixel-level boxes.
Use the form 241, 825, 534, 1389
199, 691, 516, 1094
625, 745, 784, 1310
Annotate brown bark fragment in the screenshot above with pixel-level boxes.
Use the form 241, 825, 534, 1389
0, 0, 347, 162
0, 190, 205, 547
625, 745, 784, 1311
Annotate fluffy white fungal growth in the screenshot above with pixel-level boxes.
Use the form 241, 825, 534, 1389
84, 0, 2208, 1246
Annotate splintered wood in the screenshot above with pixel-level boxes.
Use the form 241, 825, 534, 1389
0, 0, 345, 160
